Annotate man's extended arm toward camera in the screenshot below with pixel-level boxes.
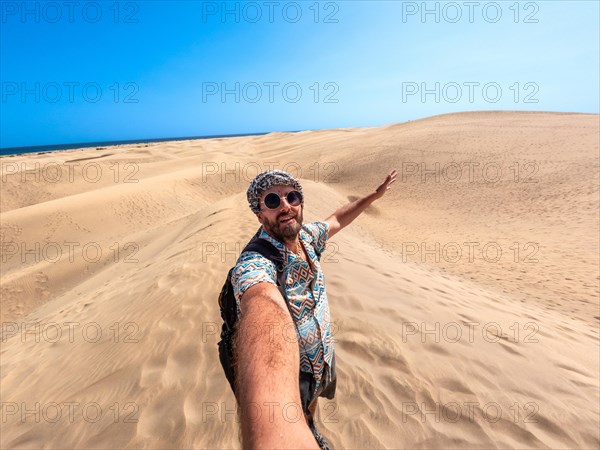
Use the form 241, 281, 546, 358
325, 169, 397, 238
234, 282, 319, 449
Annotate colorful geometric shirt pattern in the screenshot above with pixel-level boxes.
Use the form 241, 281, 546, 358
231, 221, 334, 393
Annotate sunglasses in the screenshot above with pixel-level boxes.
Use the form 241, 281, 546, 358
261, 190, 303, 210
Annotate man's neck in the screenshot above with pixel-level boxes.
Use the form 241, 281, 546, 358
263, 227, 300, 253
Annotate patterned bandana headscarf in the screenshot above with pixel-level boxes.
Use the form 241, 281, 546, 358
247, 169, 304, 214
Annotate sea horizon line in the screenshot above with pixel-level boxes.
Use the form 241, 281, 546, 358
0, 130, 299, 157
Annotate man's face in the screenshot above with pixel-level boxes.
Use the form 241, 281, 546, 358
256, 184, 304, 242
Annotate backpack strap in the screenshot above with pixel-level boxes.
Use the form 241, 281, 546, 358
243, 237, 288, 301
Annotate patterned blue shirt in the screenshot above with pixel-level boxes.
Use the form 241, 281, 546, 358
231, 221, 334, 392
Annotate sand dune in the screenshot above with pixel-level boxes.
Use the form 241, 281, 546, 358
1, 111, 598, 448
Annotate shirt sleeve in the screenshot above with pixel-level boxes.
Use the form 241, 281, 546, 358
302, 221, 330, 255
230, 251, 278, 309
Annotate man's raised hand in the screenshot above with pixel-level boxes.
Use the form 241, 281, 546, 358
374, 169, 398, 199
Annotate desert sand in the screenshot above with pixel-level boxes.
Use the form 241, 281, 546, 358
1, 111, 598, 449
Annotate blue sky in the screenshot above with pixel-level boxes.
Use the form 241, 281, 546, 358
1, 0, 599, 148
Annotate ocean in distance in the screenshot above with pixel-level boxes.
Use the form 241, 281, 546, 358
0, 132, 275, 156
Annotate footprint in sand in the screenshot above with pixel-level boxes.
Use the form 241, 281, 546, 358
35, 272, 50, 300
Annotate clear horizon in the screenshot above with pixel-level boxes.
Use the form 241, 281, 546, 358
2, 110, 598, 154
1, 1, 599, 148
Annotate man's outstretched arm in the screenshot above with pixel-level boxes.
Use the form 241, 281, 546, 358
325, 168, 397, 238
234, 282, 319, 449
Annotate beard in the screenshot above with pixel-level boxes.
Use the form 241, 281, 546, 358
261, 207, 304, 243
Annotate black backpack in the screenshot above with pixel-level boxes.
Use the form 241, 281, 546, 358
217, 225, 321, 396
